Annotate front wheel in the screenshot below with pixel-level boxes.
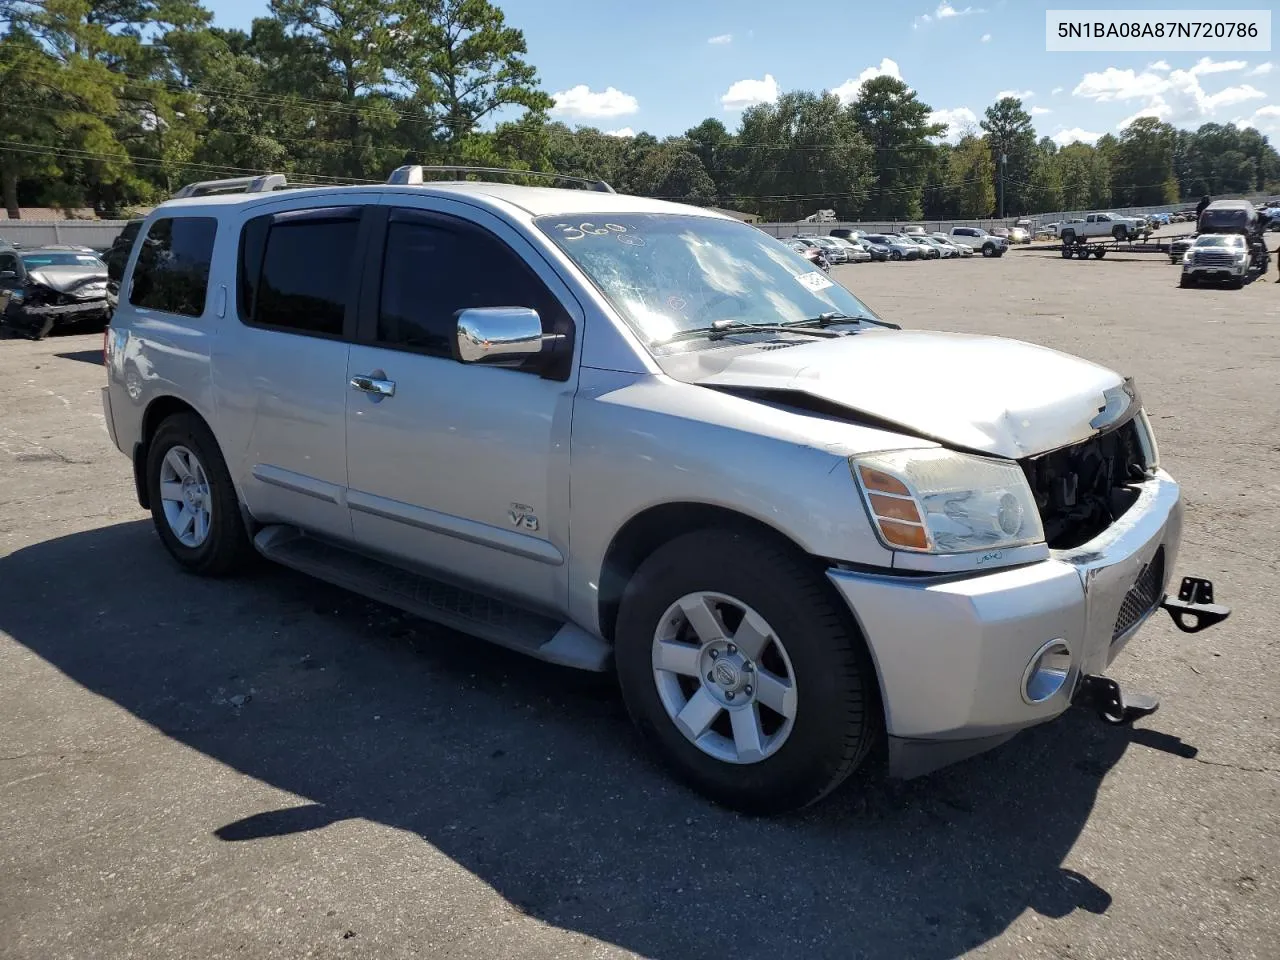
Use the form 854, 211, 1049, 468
891, 250, 902, 261
981, 243, 995, 257
146, 413, 254, 577
615, 529, 879, 814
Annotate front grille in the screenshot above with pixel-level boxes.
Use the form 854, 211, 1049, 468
1194, 251, 1236, 266
1113, 547, 1165, 640
1020, 416, 1149, 549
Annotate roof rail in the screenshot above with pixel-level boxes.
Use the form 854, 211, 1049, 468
172, 174, 289, 199
387, 164, 616, 194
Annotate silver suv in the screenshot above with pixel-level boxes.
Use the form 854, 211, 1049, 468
102, 167, 1228, 813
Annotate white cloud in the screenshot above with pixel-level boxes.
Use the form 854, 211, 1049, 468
707, 33, 732, 45
1188, 57, 1247, 76
831, 58, 905, 104
929, 106, 979, 142
721, 74, 780, 111
980, 33, 991, 42
1239, 104, 1280, 135
937, 2, 982, 17
1247, 62, 1274, 76
996, 88, 1034, 100
551, 85, 639, 119
1073, 67, 1170, 101
1030, 106, 1053, 116
915, 2, 983, 27
1075, 61, 1267, 128
1147, 60, 1171, 72
604, 127, 635, 138
1052, 127, 1101, 146
1051, 86, 1064, 95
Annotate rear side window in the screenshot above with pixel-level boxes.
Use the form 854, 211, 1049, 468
129, 217, 217, 317
239, 208, 361, 337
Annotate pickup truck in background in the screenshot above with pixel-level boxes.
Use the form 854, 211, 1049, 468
1058, 213, 1148, 245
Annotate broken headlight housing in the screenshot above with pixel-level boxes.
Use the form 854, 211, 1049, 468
851, 449, 1045, 554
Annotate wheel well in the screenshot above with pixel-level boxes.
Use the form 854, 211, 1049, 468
597, 503, 819, 645
133, 396, 203, 509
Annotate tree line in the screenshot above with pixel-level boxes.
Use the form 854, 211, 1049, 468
2, 0, 1279, 221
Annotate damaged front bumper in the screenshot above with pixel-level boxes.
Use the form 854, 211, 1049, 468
827, 469, 1230, 779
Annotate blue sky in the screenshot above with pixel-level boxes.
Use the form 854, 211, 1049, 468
206, 0, 1279, 146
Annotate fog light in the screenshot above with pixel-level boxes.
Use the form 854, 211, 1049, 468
1021, 639, 1072, 705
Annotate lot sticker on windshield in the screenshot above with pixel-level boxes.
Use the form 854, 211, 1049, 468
795, 270, 834, 292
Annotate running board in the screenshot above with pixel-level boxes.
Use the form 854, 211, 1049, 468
253, 525, 611, 672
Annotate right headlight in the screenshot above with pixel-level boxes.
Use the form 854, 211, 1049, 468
851, 449, 1045, 554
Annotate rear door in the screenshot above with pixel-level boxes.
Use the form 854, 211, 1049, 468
213, 201, 376, 543
342, 202, 581, 613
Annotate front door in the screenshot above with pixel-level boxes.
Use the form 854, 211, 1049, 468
344, 205, 580, 614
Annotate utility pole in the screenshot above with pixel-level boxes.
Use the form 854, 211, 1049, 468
999, 153, 1007, 219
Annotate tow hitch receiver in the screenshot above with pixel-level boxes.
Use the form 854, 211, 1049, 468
1075, 675, 1160, 726
1161, 577, 1231, 634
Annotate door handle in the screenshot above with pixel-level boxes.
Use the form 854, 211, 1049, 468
350, 374, 396, 397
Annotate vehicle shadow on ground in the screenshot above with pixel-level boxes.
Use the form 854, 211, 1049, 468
53, 349, 104, 365
0, 521, 1200, 959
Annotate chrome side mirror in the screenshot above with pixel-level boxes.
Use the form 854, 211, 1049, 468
454, 306, 544, 365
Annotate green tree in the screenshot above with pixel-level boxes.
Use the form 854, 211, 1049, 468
1054, 142, 1095, 210
736, 91, 872, 221
1112, 117, 1178, 205
850, 76, 944, 220
980, 97, 1036, 215
267, 0, 405, 179
945, 133, 995, 218
632, 141, 716, 204
399, 0, 551, 153
1026, 147, 1063, 212
683, 117, 737, 202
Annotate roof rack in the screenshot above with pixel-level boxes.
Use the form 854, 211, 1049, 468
171, 174, 290, 199
387, 164, 616, 194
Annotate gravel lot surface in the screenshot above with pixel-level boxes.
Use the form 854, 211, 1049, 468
2, 239, 1278, 960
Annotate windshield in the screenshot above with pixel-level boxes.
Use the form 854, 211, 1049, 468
536, 214, 881, 344
22, 252, 103, 268
1199, 209, 1250, 232
1194, 235, 1244, 247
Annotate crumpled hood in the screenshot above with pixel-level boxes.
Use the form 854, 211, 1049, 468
689, 329, 1128, 459
27, 265, 108, 295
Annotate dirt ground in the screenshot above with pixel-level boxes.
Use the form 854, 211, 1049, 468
1, 239, 1278, 960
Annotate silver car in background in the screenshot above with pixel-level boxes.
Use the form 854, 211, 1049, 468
102, 168, 1229, 814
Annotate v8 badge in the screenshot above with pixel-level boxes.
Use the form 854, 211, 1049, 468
508, 503, 539, 531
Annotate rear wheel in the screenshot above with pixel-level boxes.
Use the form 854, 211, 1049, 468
146, 413, 254, 577
1094, 248, 1107, 259
615, 529, 879, 814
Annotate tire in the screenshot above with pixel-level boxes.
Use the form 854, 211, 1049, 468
1061, 230, 1076, 246
981, 243, 995, 258
1229, 275, 1244, 289
615, 528, 879, 815
891, 250, 901, 261
1062, 246, 1074, 259
1112, 225, 1127, 241
1094, 248, 1106, 259
1179, 275, 1193, 288
146, 413, 254, 577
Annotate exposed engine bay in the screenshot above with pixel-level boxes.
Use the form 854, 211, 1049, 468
1019, 416, 1150, 549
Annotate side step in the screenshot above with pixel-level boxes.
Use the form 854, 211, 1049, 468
253, 526, 611, 672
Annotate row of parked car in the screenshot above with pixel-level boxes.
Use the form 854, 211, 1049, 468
784, 225, 1012, 270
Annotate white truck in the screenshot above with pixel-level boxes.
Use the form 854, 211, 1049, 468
1058, 212, 1147, 245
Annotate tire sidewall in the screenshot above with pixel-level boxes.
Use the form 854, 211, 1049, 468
615, 530, 873, 812
146, 415, 246, 575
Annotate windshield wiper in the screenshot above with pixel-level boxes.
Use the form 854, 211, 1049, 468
657, 318, 844, 345
790, 311, 901, 330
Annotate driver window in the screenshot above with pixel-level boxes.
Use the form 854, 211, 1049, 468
377, 213, 565, 361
